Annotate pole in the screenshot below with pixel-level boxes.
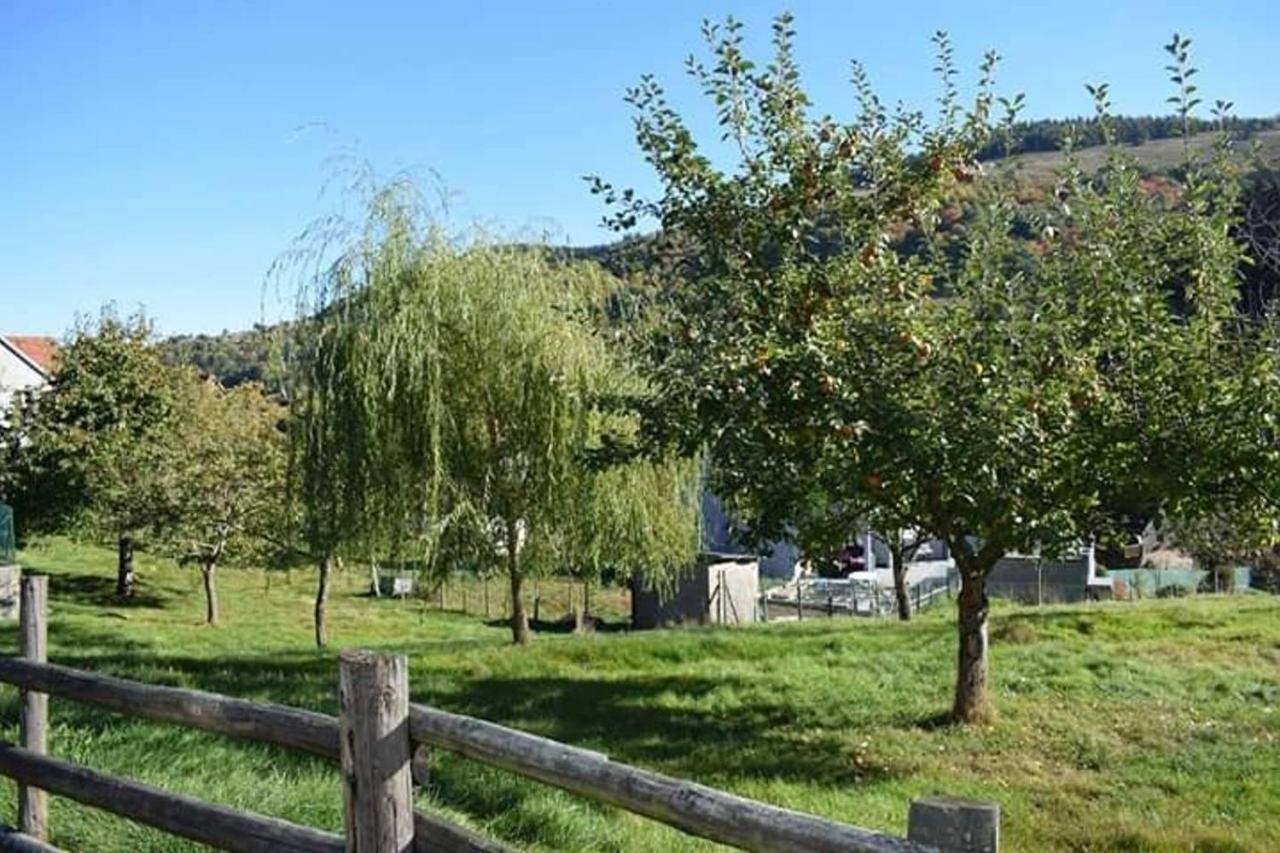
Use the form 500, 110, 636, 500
339, 650, 413, 852
19, 574, 50, 840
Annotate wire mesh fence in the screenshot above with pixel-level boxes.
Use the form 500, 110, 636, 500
0, 504, 15, 565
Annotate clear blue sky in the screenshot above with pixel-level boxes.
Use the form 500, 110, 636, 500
3, 1, 1276, 336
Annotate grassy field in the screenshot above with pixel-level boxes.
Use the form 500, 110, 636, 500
999, 128, 1280, 186
1, 538, 1278, 852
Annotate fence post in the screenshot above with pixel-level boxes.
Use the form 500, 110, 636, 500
339, 650, 413, 853
908, 796, 999, 852
19, 574, 49, 841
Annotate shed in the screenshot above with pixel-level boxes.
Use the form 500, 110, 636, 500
631, 553, 760, 629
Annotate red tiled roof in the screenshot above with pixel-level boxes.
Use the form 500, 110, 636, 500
4, 336, 58, 374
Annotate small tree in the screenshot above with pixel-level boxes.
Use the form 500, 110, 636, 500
286, 187, 700, 646
0, 308, 186, 597
597, 17, 1280, 722
151, 380, 285, 625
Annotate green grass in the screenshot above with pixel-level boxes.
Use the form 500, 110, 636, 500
3, 538, 1279, 852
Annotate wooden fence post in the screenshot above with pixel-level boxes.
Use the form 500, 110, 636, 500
338, 650, 412, 853
908, 796, 999, 852
19, 574, 49, 841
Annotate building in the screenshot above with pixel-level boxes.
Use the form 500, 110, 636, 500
700, 492, 801, 579
987, 540, 1113, 603
631, 553, 761, 628
0, 335, 56, 413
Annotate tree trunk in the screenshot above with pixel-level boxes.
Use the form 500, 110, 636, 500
573, 580, 586, 633
200, 562, 218, 626
573, 579, 592, 633
315, 555, 334, 649
891, 541, 911, 621
116, 536, 135, 600
953, 566, 995, 724
509, 566, 530, 645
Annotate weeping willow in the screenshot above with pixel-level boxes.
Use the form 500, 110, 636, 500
287, 185, 699, 645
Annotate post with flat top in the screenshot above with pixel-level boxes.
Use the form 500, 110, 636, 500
19, 574, 49, 841
908, 796, 1000, 853
339, 650, 413, 853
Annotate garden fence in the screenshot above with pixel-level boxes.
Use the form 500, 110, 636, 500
0, 574, 999, 852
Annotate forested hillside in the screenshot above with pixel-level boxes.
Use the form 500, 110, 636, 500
162, 119, 1280, 387
159, 324, 283, 388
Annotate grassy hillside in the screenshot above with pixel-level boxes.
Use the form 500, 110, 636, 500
3, 538, 1278, 851
1000, 128, 1280, 186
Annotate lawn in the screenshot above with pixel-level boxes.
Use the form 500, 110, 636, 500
1, 538, 1278, 852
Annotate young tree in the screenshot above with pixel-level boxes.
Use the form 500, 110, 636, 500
151, 380, 286, 625
0, 308, 186, 598
286, 187, 700, 646
596, 17, 1280, 722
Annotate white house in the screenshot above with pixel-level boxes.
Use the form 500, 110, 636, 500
0, 335, 56, 413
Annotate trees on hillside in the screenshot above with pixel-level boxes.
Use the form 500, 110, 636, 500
596, 16, 1280, 722
287, 191, 700, 647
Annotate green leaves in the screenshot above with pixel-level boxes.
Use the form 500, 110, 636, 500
602, 16, 1279, 576
285, 189, 699, 586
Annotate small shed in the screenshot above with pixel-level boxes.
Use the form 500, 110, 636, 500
631, 553, 760, 629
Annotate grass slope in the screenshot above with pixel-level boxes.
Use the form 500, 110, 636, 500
1000, 129, 1280, 186
2, 538, 1278, 852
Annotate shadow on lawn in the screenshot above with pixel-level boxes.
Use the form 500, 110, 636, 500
439, 674, 893, 787
17, 619, 911, 849
45, 571, 169, 610
43, 619, 892, 789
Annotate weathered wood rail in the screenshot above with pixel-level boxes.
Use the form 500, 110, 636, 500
0, 573, 999, 852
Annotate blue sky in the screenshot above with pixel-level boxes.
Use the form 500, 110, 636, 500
2, 0, 1276, 336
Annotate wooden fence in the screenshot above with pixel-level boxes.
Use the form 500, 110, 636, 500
0, 574, 999, 852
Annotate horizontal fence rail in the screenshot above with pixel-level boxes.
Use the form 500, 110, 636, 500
0, 824, 62, 853
0, 571, 999, 852
408, 705, 931, 853
0, 657, 341, 760
0, 744, 344, 853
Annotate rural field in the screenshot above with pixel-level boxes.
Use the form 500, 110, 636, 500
1, 538, 1277, 852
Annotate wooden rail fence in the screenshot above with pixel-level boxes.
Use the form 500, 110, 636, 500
0, 573, 999, 852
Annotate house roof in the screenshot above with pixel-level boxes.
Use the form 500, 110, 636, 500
1, 336, 57, 376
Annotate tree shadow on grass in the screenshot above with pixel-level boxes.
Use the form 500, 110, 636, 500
25, 618, 915, 850
478, 616, 631, 636
44, 571, 169, 610
435, 673, 897, 788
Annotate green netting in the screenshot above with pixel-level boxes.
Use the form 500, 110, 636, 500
0, 504, 14, 565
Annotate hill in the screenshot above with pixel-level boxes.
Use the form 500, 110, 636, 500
7, 537, 1280, 851
1000, 128, 1280, 186
159, 325, 282, 389
158, 121, 1280, 387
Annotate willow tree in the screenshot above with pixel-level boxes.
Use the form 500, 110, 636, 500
287, 187, 700, 646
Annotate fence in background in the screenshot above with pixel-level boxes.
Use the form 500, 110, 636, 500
763, 573, 956, 621
0, 573, 999, 852
1106, 567, 1252, 598
0, 505, 14, 566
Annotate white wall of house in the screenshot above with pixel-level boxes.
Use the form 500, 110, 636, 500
0, 341, 46, 414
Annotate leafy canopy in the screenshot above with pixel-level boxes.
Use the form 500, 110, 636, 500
286, 185, 700, 582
